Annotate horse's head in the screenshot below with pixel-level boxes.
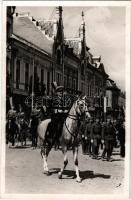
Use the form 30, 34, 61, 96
74, 95, 87, 116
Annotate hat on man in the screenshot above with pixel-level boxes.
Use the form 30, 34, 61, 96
8, 109, 17, 119
56, 85, 64, 93
106, 115, 111, 119
19, 112, 25, 118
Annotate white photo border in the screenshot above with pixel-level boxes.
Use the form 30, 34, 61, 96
0, 1, 130, 200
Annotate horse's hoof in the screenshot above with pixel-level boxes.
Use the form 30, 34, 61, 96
76, 177, 82, 183
58, 172, 62, 179
43, 171, 51, 176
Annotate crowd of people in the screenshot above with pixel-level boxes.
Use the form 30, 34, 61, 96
80, 117, 125, 161
6, 83, 125, 161
6, 103, 125, 161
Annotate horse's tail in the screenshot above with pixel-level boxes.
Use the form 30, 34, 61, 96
37, 119, 51, 145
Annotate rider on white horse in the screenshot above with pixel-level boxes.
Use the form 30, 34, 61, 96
47, 83, 69, 145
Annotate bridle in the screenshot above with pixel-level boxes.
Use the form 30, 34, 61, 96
64, 100, 86, 138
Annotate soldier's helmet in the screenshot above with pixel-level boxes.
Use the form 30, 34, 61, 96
31, 107, 41, 119
19, 112, 25, 119
8, 109, 17, 119
106, 115, 111, 122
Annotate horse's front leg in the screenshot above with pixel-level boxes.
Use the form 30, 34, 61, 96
58, 146, 68, 179
73, 146, 82, 183
41, 143, 51, 175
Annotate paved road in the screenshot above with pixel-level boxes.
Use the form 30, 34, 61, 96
5, 144, 124, 194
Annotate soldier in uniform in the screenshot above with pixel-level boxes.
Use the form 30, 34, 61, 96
19, 112, 28, 146
6, 106, 19, 147
117, 120, 125, 157
47, 83, 69, 149
80, 116, 87, 155
101, 116, 116, 161
84, 117, 94, 156
30, 104, 41, 149
91, 117, 102, 159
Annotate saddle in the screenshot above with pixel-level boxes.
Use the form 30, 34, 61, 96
46, 113, 67, 145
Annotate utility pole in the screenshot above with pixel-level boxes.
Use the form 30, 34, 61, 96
31, 56, 34, 110
56, 6, 64, 87
81, 11, 87, 95
59, 6, 64, 87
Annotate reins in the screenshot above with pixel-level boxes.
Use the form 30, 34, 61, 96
64, 98, 89, 138
64, 104, 84, 138
67, 114, 80, 121
64, 120, 77, 138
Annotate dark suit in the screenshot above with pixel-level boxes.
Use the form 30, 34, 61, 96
102, 122, 115, 160
85, 122, 93, 155
6, 119, 19, 146
117, 123, 125, 157
91, 122, 102, 158
79, 121, 87, 154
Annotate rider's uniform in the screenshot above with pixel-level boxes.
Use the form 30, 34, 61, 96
47, 86, 69, 143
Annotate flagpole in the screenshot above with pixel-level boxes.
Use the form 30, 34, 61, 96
62, 44, 64, 87
31, 56, 34, 110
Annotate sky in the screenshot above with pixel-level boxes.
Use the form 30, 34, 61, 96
16, 6, 126, 91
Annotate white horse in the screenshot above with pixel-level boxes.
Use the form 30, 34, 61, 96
38, 96, 89, 183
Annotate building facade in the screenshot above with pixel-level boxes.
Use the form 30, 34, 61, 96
6, 6, 16, 111
6, 6, 124, 120
106, 78, 120, 119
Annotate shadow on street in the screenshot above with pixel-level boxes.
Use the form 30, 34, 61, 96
49, 168, 111, 181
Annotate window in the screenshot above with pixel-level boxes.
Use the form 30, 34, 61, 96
16, 60, 20, 89
81, 63, 84, 76
25, 63, 29, 90
41, 69, 44, 85
89, 85, 92, 97
69, 77, 72, 88
98, 88, 100, 96
81, 82, 84, 93
56, 72, 61, 86
47, 71, 50, 95
56, 49, 61, 65
34, 66, 37, 79
73, 79, 76, 90
64, 75, 67, 88
95, 87, 98, 96
87, 85, 89, 96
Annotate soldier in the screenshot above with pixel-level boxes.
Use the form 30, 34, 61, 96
6, 106, 18, 147
30, 104, 41, 149
91, 117, 102, 159
101, 117, 116, 161
19, 112, 28, 146
84, 117, 93, 156
80, 117, 87, 155
47, 83, 69, 149
117, 120, 125, 157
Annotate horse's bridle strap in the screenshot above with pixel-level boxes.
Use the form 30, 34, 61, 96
67, 115, 79, 120
64, 120, 77, 138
